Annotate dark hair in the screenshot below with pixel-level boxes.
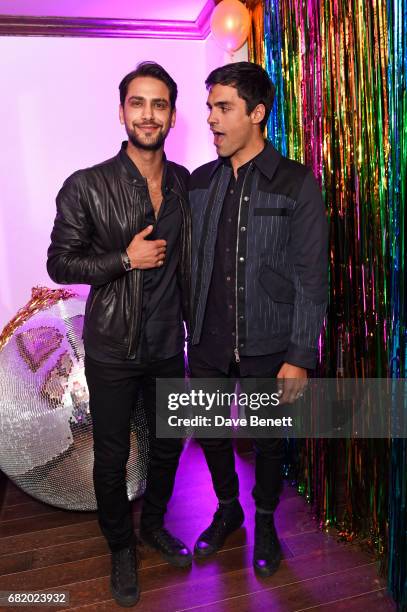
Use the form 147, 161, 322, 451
205, 61, 275, 131
119, 61, 177, 109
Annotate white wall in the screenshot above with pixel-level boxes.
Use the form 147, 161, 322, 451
0, 34, 246, 328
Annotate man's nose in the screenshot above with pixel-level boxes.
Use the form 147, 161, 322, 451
142, 104, 154, 120
207, 110, 217, 125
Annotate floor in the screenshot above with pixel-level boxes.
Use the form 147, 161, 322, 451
0, 441, 397, 611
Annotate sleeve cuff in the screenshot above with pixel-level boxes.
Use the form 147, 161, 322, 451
284, 342, 318, 370
108, 250, 127, 276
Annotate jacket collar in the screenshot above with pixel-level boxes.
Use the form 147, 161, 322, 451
209, 140, 282, 182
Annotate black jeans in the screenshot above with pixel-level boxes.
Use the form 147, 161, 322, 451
188, 350, 286, 513
85, 352, 185, 552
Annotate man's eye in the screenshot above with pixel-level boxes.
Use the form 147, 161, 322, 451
131, 101, 142, 107
155, 103, 166, 109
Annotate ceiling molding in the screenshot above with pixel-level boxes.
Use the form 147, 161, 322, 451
0, 0, 214, 39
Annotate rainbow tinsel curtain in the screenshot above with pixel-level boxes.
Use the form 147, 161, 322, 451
247, 0, 406, 607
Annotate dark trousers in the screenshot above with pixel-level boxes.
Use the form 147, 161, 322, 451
188, 352, 285, 513
84, 352, 185, 552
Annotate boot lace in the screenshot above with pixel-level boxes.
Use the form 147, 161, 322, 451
113, 546, 137, 585
152, 528, 184, 554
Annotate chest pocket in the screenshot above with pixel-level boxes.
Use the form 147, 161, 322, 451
253, 208, 293, 216
248, 192, 295, 254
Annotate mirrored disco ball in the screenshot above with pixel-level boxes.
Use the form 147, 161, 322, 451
0, 294, 148, 511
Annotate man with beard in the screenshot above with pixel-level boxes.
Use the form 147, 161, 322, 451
188, 62, 328, 577
47, 62, 192, 607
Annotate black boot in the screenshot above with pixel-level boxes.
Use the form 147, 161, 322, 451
110, 544, 140, 607
194, 499, 244, 558
253, 511, 282, 577
139, 527, 192, 568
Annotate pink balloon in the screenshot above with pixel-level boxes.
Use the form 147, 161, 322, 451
210, 0, 251, 52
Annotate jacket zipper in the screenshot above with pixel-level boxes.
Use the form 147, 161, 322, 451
234, 163, 252, 363
127, 182, 147, 358
127, 186, 138, 358
171, 178, 192, 334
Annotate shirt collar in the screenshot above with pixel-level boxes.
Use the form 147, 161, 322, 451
210, 140, 281, 181
119, 141, 172, 193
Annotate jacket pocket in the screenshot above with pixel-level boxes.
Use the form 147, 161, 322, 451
259, 265, 296, 304
254, 208, 293, 216
86, 282, 127, 344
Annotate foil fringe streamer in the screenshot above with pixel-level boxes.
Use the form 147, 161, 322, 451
248, 0, 406, 607
386, 0, 406, 606
0, 287, 77, 352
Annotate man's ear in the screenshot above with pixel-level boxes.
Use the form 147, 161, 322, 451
251, 103, 266, 126
119, 104, 124, 125
170, 108, 176, 128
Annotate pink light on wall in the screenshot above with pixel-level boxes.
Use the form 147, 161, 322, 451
0, 33, 230, 328
0, 0, 215, 39
0, 0, 249, 328
0, 0, 209, 21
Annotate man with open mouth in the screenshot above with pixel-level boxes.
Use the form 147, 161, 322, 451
188, 61, 328, 578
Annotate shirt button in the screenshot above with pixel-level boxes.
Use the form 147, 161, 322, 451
226, 247, 230, 253
230, 189, 234, 194
239, 286, 244, 292
240, 226, 246, 232
228, 218, 232, 223
243, 196, 250, 202
239, 256, 245, 262
226, 276, 231, 281
240, 342, 245, 348
239, 315, 244, 320
231, 331, 236, 337
228, 304, 233, 309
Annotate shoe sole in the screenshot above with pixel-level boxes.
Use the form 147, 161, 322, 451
111, 583, 140, 607
194, 516, 245, 559
140, 539, 192, 568
193, 544, 217, 559
253, 557, 282, 578
161, 551, 192, 568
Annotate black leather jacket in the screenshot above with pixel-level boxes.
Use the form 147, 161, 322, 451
47, 148, 191, 359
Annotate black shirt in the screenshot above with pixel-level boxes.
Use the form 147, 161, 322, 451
86, 143, 184, 364
191, 147, 285, 375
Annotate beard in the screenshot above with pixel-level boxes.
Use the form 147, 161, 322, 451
127, 123, 169, 151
